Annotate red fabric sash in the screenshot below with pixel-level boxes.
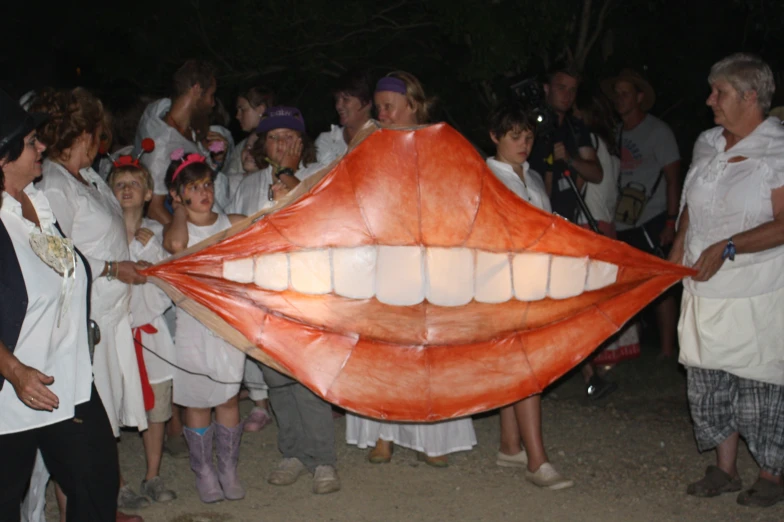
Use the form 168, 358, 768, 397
133, 324, 157, 411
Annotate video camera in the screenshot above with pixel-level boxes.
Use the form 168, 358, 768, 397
509, 78, 558, 140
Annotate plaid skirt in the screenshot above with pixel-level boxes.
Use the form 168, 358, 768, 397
686, 367, 784, 475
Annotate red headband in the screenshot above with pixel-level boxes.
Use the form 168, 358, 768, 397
112, 137, 155, 169
170, 148, 207, 183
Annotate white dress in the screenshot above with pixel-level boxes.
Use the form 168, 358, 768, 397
173, 213, 246, 407
346, 160, 488, 457
38, 161, 147, 435
129, 219, 175, 384
678, 118, 784, 385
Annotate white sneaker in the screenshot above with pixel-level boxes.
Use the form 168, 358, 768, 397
525, 463, 574, 490
312, 465, 341, 495
496, 450, 528, 468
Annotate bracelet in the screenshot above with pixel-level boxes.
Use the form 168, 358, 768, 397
276, 167, 295, 177
665, 218, 677, 229
113, 261, 120, 280
106, 261, 114, 281
721, 238, 736, 261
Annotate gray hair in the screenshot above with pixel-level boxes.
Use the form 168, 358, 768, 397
708, 53, 775, 114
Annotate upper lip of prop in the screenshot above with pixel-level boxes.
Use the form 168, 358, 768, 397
145, 123, 693, 421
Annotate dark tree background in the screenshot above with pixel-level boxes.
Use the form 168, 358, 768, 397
4, 0, 784, 155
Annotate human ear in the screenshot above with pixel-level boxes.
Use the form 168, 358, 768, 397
489, 132, 501, 146
144, 189, 153, 203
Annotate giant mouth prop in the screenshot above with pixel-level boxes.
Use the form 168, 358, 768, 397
144, 122, 693, 421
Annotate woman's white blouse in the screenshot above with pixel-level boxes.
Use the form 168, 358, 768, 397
0, 185, 92, 435
486, 158, 551, 212
681, 118, 784, 297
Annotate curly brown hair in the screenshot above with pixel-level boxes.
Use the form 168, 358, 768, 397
31, 87, 108, 161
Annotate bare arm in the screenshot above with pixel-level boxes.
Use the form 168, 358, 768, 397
0, 340, 59, 411
227, 213, 247, 225
573, 146, 603, 183
163, 203, 189, 254
148, 195, 172, 226
667, 206, 688, 265
659, 160, 682, 246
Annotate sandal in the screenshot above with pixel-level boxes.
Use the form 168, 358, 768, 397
736, 477, 784, 508
686, 465, 742, 498
417, 452, 449, 468
368, 441, 393, 464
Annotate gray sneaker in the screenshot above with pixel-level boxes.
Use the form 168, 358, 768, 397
312, 465, 341, 495
268, 457, 307, 486
141, 476, 177, 503
117, 485, 151, 510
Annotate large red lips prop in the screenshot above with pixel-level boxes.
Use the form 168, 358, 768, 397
144, 122, 693, 421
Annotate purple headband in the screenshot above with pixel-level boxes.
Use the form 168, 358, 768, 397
375, 77, 407, 95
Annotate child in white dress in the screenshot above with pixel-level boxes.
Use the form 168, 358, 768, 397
162, 149, 246, 503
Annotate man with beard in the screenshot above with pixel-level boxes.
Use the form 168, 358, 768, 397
134, 60, 218, 225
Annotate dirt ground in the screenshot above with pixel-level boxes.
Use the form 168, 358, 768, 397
47, 339, 783, 522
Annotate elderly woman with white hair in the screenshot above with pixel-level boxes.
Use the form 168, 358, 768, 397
669, 52, 784, 508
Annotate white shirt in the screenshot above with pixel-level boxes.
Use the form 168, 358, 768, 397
228, 162, 324, 216
578, 134, 619, 224
315, 125, 348, 166
0, 185, 92, 435
134, 99, 230, 212
681, 118, 784, 298
486, 158, 551, 212
129, 219, 175, 383
38, 161, 147, 433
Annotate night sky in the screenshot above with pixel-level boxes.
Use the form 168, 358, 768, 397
5, 0, 783, 152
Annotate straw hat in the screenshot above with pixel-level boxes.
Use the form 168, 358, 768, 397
601, 69, 656, 112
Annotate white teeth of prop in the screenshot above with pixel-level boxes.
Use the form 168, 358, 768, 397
230, 248, 619, 303
333, 246, 377, 299
512, 253, 550, 301
254, 253, 289, 291
222, 258, 255, 284
375, 246, 425, 306
585, 260, 619, 291
289, 250, 332, 294
474, 252, 513, 303
548, 256, 588, 299
426, 247, 474, 306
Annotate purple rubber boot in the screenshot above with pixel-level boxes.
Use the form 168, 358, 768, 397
214, 422, 246, 500
183, 426, 225, 503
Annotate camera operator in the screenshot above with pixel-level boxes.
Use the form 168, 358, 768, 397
529, 64, 603, 221
528, 65, 617, 400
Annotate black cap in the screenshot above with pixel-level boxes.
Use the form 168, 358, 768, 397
0, 89, 48, 155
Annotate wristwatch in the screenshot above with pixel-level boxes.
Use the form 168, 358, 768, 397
276, 167, 295, 177
721, 238, 736, 261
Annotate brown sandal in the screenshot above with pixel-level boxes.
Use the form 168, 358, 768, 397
368, 441, 393, 464
686, 465, 742, 497
736, 478, 784, 508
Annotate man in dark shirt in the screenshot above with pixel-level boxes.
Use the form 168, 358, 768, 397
528, 66, 614, 400
529, 65, 603, 221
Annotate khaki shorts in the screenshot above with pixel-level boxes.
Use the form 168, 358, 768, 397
147, 380, 173, 424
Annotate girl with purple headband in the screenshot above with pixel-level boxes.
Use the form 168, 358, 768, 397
346, 72, 477, 469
